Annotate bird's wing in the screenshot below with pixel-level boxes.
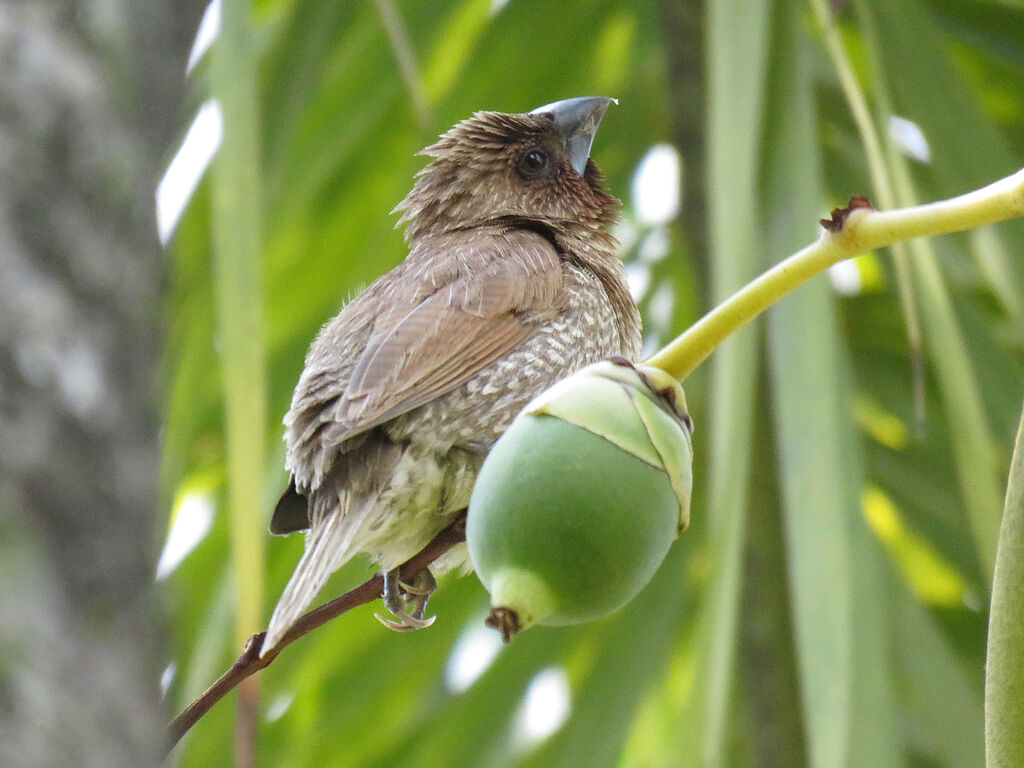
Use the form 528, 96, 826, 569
341, 227, 563, 431
285, 227, 564, 489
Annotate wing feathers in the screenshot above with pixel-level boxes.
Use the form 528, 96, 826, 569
339, 230, 562, 423
285, 228, 564, 489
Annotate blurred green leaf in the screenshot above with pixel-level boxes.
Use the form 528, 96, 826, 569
690, 0, 770, 762
763, 4, 880, 765
986, 403, 1024, 767
210, 0, 267, 650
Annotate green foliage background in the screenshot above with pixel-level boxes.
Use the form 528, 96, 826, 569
161, 0, 1024, 765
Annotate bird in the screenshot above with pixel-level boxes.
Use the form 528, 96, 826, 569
262, 96, 642, 656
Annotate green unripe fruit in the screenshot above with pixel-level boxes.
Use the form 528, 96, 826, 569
467, 359, 693, 641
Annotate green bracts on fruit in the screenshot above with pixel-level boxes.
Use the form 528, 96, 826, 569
467, 359, 694, 641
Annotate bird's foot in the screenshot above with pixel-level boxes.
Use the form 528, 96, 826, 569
374, 567, 438, 631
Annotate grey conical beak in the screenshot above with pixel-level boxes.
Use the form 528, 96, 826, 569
529, 96, 616, 175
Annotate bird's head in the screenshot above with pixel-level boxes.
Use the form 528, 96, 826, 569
395, 97, 620, 241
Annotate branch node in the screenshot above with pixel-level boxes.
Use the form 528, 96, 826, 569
820, 194, 874, 232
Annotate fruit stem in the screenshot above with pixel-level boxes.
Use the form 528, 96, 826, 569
644, 166, 1024, 382
485, 567, 558, 642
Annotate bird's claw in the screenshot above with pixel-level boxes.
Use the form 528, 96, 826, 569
399, 574, 436, 596
377, 567, 438, 632
374, 610, 437, 631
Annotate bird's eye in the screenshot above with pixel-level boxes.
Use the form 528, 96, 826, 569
517, 148, 551, 179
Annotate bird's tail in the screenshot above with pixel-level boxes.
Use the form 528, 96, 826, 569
262, 504, 360, 656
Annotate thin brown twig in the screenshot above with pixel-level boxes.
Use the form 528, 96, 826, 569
163, 516, 467, 757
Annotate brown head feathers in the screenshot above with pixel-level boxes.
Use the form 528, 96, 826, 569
394, 109, 620, 242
